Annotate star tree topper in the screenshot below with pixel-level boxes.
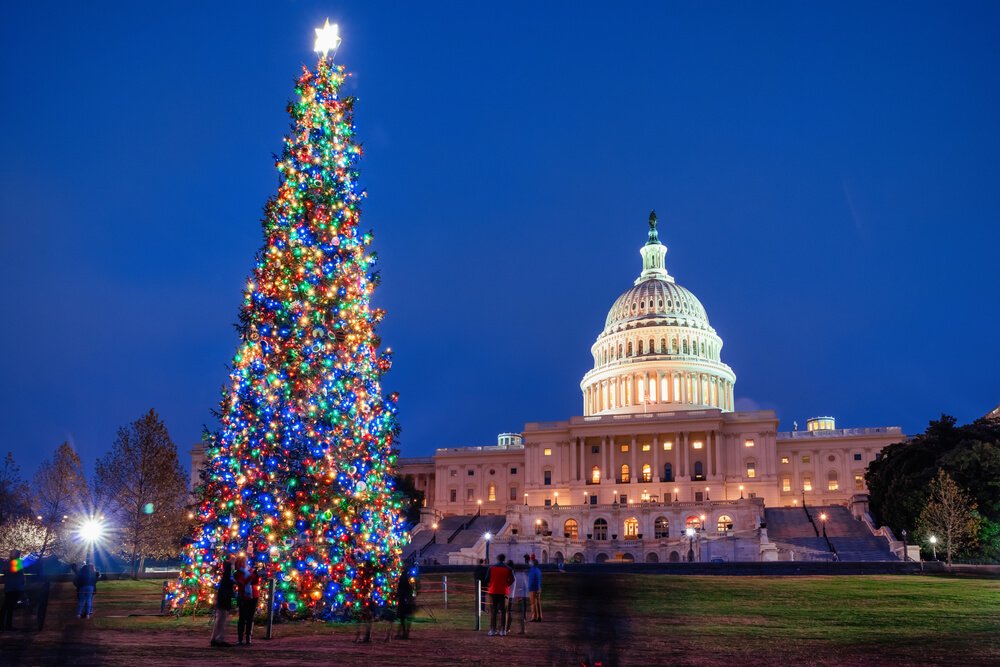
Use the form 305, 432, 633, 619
314, 19, 342, 57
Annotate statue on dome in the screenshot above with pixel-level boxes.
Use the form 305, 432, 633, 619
647, 210, 659, 244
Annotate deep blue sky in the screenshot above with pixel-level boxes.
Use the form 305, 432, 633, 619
2, 1, 998, 477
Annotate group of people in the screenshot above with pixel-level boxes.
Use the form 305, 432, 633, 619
477, 554, 543, 637
211, 555, 262, 648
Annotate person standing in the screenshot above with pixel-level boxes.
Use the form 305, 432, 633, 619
74, 563, 100, 619
210, 557, 235, 647
507, 564, 529, 635
486, 554, 514, 636
396, 570, 415, 639
474, 558, 488, 612
233, 557, 261, 645
528, 557, 543, 622
1, 550, 26, 631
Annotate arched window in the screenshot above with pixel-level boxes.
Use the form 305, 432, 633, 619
654, 517, 670, 538
685, 515, 702, 531
627, 341, 633, 356
827, 470, 839, 491
564, 518, 579, 539
701, 341, 706, 356
663, 463, 673, 482
717, 515, 734, 533
648, 338, 654, 353
672, 336, 679, 353
593, 518, 608, 540
591, 466, 601, 484
618, 344, 623, 359
624, 517, 639, 538
535, 519, 549, 535
693, 460, 704, 480
620, 464, 630, 483
487, 483, 496, 502
660, 338, 666, 353
637, 340, 643, 355
683, 340, 689, 354
641, 463, 652, 483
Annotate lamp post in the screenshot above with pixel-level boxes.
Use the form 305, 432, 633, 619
554, 491, 559, 508
78, 516, 107, 566
929, 535, 938, 561
686, 527, 696, 562
613, 490, 618, 505
673, 488, 679, 503
524, 493, 528, 506
901, 529, 908, 561
739, 484, 744, 500
432, 522, 439, 545
705, 486, 710, 501
819, 512, 828, 540
484, 532, 492, 563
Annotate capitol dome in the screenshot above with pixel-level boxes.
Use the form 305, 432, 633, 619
580, 211, 736, 416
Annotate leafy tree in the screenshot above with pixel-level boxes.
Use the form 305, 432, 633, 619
393, 474, 426, 528
95, 409, 188, 578
916, 470, 980, 565
33, 442, 90, 558
0, 516, 47, 556
0, 452, 31, 527
866, 412, 1000, 561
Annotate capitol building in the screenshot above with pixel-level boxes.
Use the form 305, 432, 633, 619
397, 213, 907, 564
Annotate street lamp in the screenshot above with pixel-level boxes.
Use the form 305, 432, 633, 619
432, 522, 439, 544
554, 491, 559, 508
673, 488, 679, 502
705, 486, 710, 501
929, 535, 938, 561
613, 490, 618, 504
819, 512, 828, 540
901, 529, 908, 561
524, 493, 528, 506
700, 514, 706, 533
484, 532, 492, 563
77, 516, 107, 564
686, 527, 697, 562
739, 484, 744, 500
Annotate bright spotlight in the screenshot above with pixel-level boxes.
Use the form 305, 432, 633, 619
78, 518, 106, 544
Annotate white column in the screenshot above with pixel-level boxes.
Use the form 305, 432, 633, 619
602, 436, 610, 482
681, 432, 689, 479
652, 433, 660, 482
630, 435, 638, 484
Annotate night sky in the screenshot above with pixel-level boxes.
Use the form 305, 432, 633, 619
2, 1, 998, 477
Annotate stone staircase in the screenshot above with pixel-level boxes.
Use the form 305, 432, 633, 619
414, 514, 507, 564
764, 507, 830, 557
819, 506, 899, 562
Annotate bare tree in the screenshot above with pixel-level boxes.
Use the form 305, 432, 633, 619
0, 452, 31, 527
916, 469, 981, 566
33, 442, 90, 559
0, 516, 47, 555
95, 409, 188, 578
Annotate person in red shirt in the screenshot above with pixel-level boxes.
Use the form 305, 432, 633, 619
486, 554, 515, 636
233, 556, 262, 645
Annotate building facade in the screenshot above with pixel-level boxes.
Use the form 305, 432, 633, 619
398, 212, 904, 563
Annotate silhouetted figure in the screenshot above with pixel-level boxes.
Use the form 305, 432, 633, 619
474, 558, 488, 612
486, 554, 514, 636
210, 558, 235, 647
1, 550, 27, 631
396, 570, 415, 639
573, 573, 627, 667
234, 556, 261, 645
74, 563, 100, 619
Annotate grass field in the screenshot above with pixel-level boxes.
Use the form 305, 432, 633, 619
2, 572, 997, 666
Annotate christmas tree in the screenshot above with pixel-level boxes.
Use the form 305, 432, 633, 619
174, 22, 406, 618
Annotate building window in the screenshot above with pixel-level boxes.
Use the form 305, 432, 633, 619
663, 463, 673, 482
620, 444, 629, 453
489, 468, 496, 475
717, 515, 734, 533
564, 519, 579, 539
450, 469, 457, 477
589, 495, 597, 505
594, 518, 608, 540
663, 442, 673, 451
782, 477, 791, 492
853, 453, 862, 461
544, 499, 551, 507
746, 462, 756, 479
803, 478, 812, 492
642, 444, 651, 452
488, 483, 496, 502
693, 461, 704, 480
695, 491, 704, 502
591, 466, 601, 484
827, 471, 839, 492
854, 474, 864, 491
624, 517, 639, 538
468, 469, 475, 476
591, 445, 600, 454
685, 515, 702, 531
745, 439, 755, 448
620, 464, 630, 483
511, 467, 518, 475
544, 448, 552, 456
781, 457, 789, 464
466, 488, 474, 501
654, 517, 669, 538
536, 519, 549, 534
641, 463, 652, 483
544, 470, 552, 486
510, 486, 518, 501
692, 441, 703, 450
619, 494, 628, 505
450, 489, 457, 502
802, 455, 810, 464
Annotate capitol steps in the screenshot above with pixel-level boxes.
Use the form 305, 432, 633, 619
415, 514, 507, 564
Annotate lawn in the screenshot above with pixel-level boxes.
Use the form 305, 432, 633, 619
2, 572, 997, 666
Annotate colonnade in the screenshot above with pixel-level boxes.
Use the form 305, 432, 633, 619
583, 370, 734, 415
